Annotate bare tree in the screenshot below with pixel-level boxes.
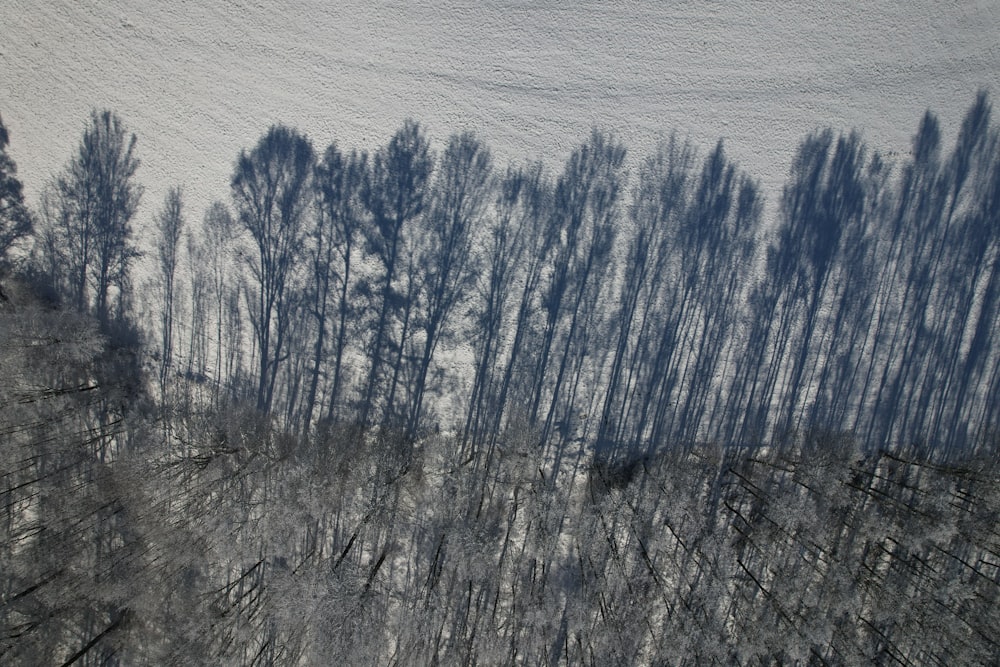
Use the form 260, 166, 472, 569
201, 201, 238, 399
728, 130, 870, 443
463, 162, 551, 449
231, 124, 315, 413
303, 143, 366, 431
0, 114, 33, 262
154, 186, 184, 388
533, 130, 626, 455
484, 163, 560, 444
641, 141, 762, 446
186, 227, 211, 384
48, 110, 142, 321
596, 134, 696, 453
406, 131, 493, 435
359, 120, 433, 426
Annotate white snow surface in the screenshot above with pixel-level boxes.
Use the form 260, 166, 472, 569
2, 0, 999, 230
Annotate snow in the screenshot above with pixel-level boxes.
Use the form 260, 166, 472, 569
2, 0, 998, 234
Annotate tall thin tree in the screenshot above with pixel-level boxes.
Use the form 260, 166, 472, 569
0, 114, 33, 261
52, 110, 142, 321
155, 186, 184, 388
406, 131, 493, 435
231, 124, 315, 413
305, 144, 366, 431
359, 120, 432, 427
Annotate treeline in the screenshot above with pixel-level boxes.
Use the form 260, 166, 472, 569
4, 94, 998, 458
2, 286, 997, 662
2, 96, 999, 663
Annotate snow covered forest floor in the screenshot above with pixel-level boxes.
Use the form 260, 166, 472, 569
2, 278, 998, 665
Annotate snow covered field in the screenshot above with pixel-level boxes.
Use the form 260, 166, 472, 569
2, 0, 999, 230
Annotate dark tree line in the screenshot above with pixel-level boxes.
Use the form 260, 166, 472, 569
0, 114, 33, 263
2, 287, 997, 663
725, 94, 1000, 457
36, 110, 142, 324
9, 94, 998, 459
2, 94, 1000, 665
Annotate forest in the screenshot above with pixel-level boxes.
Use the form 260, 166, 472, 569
1, 92, 999, 664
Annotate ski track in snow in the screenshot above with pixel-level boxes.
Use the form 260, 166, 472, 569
1, 0, 998, 243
